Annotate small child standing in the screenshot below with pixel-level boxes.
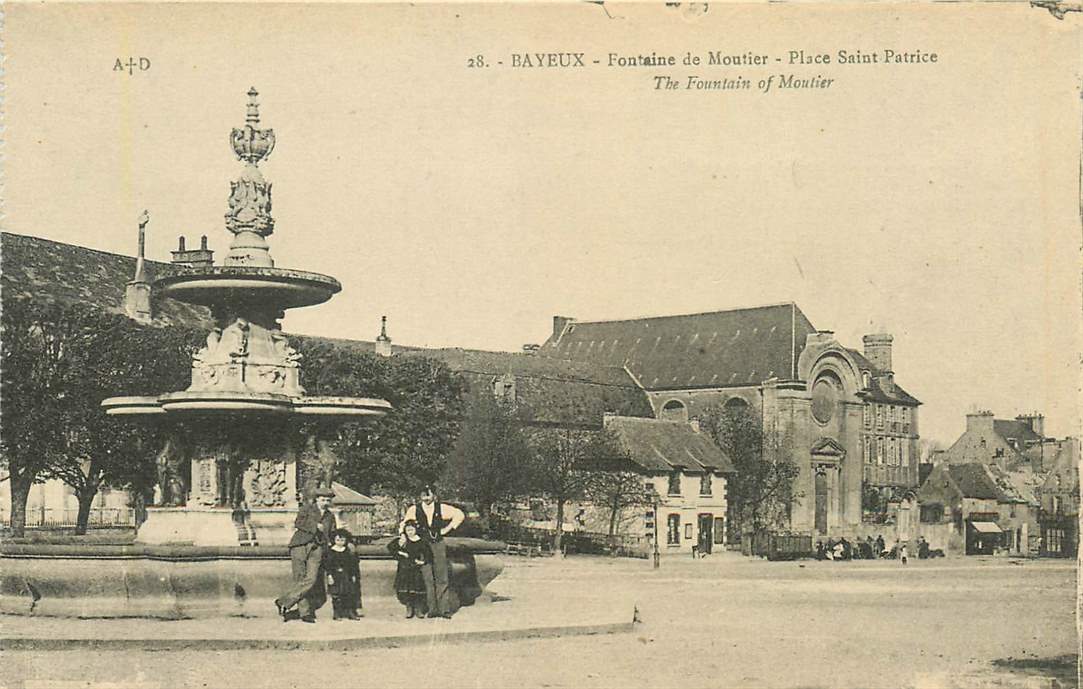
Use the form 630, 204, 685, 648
387, 520, 431, 619
325, 529, 362, 620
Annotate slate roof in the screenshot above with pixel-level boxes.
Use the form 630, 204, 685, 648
1, 232, 213, 328
332, 481, 377, 507
301, 336, 654, 428
605, 415, 735, 474
846, 348, 921, 406
947, 464, 1003, 501
539, 303, 818, 390
993, 419, 1043, 445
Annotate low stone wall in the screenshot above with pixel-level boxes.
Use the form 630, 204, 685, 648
0, 538, 504, 619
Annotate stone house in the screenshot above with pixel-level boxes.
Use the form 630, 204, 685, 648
1035, 437, 1079, 557
537, 305, 922, 538
917, 462, 1035, 555
939, 411, 1049, 471
602, 415, 735, 555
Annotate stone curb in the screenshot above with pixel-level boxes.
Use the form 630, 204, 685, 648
0, 619, 636, 652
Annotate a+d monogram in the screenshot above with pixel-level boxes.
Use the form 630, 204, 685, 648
114, 57, 151, 75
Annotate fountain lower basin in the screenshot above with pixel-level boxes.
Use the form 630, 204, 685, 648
0, 538, 504, 619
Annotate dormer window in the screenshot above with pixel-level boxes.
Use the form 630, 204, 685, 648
862, 371, 871, 388
668, 471, 682, 496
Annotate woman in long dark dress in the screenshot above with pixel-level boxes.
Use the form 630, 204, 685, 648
325, 529, 362, 620
387, 520, 431, 619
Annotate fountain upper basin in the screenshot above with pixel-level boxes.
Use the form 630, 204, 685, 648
156, 266, 341, 311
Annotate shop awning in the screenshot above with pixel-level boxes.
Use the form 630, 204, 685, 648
969, 521, 1003, 534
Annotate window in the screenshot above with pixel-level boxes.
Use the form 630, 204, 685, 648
862, 371, 871, 388
864, 436, 873, 465
667, 514, 680, 545
699, 473, 713, 496
876, 405, 884, 430
668, 472, 682, 496
661, 399, 688, 423
863, 405, 872, 429
921, 504, 944, 523
713, 517, 725, 545
684, 523, 693, 540
1053, 495, 1062, 515
902, 441, 909, 467
877, 437, 885, 465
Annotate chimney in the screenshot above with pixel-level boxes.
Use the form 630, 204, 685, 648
1015, 413, 1045, 438
125, 210, 153, 324
862, 333, 894, 373
966, 410, 995, 434
552, 315, 575, 341
375, 316, 392, 357
171, 235, 215, 267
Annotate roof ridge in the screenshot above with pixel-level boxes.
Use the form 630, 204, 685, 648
564, 301, 802, 326
2, 231, 174, 268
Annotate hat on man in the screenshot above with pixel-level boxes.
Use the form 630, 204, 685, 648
302, 480, 336, 500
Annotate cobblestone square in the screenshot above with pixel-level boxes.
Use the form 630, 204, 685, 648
2, 553, 1075, 689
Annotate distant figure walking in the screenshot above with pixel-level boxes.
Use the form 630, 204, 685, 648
400, 485, 465, 618
275, 483, 336, 623
899, 541, 909, 565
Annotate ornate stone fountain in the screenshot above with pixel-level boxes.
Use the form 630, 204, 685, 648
0, 90, 502, 619
102, 88, 391, 546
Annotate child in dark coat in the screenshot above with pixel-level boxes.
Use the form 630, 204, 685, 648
325, 529, 362, 620
387, 520, 431, 619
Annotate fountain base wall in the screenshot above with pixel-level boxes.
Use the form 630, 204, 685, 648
0, 539, 503, 619
136, 507, 299, 547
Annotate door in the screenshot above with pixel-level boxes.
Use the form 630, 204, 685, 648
698, 514, 713, 554
814, 470, 828, 534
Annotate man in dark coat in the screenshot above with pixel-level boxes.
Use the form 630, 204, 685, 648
275, 482, 336, 623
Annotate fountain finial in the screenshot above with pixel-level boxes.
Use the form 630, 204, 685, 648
225, 88, 276, 266
245, 87, 261, 125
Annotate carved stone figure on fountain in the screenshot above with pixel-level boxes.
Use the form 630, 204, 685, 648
155, 432, 190, 507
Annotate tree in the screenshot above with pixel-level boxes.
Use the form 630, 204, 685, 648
293, 339, 466, 506
1, 298, 199, 535
526, 426, 623, 552
49, 314, 196, 533
444, 391, 533, 519
1, 299, 71, 536
699, 404, 801, 538
582, 467, 652, 538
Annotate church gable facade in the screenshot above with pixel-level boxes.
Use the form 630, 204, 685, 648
540, 305, 922, 537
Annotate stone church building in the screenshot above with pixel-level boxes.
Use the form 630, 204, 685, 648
3, 232, 922, 540
538, 305, 922, 536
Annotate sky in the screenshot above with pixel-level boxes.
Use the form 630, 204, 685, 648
5, 3, 1081, 445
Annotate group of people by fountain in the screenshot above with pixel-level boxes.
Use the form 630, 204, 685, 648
274, 483, 465, 623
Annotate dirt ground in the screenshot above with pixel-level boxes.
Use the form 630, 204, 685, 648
1, 553, 1076, 689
